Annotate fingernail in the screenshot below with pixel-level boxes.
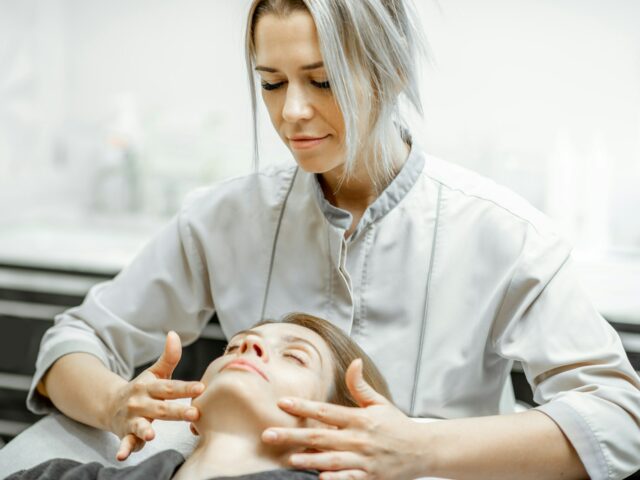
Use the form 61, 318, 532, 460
191, 383, 204, 395
186, 408, 198, 420
263, 430, 278, 441
279, 398, 294, 408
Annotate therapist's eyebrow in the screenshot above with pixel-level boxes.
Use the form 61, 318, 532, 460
255, 61, 324, 73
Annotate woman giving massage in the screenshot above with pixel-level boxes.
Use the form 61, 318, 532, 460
8, 314, 395, 480
26, 0, 640, 478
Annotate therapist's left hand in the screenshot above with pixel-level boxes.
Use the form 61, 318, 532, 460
261, 359, 430, 480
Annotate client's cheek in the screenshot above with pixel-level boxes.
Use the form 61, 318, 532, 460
190, 382, 214, 413
200, 361, 221, 385
282, 378, 324, 402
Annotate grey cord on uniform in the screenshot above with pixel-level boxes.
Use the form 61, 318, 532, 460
259, 166, 440, 415
259, 167, 299, 322
410, 182, 443, 416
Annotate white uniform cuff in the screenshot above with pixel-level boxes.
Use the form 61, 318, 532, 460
535, 400, 609, 480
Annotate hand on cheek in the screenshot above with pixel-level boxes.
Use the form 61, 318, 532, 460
261, 359, 427, 480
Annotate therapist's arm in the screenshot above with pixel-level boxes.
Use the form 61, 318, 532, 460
38, 332, 204, 449
28, 199, 214, 451
267, 399, 589, 480
419, 409, 588, 480
261, 361, 589, 480
39, 352, 128, 432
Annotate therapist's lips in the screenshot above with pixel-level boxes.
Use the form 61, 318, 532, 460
289, 135, 329, 150
221, 358, 269, 382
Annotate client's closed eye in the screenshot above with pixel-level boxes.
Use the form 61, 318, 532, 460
284, 352, 306, 366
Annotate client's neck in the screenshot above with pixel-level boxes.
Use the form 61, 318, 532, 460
173, 409, 296, 480
185, 431, 289, 478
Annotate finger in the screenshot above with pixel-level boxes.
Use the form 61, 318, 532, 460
129, 398, 199, 422
290, 451, 365, 472
146, 379, 204, 400
116, 434, 140, 461
148, 331, 182, 379
131, 437, 147, 453
319, 470, 367, 480
276, 398, 353, 428
346, 358, 389, 408
263, 427, 357, 451
128, 417, 155, 442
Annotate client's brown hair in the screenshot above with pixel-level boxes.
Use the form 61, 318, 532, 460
278, 312, 393, 407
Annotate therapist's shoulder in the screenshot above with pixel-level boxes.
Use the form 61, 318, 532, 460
421, 153, 570, 260
178, 162, 298, 221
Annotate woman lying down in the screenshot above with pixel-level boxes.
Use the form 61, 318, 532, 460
7, 313, 392, 480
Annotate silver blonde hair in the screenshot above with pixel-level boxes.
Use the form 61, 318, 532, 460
245, 0, 427, 192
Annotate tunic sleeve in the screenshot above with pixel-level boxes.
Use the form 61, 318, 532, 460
26, 192, 215, 415
493, 227, 640, 480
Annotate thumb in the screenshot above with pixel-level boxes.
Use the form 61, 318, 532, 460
148, 331, 182, 379
345, 358, 389, 408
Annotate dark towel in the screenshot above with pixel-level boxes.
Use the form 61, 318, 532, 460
5, 450, 318, 480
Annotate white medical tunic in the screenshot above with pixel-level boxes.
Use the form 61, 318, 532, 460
28, 141, 640, 479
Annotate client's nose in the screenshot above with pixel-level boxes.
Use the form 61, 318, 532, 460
239, 335, 268, 361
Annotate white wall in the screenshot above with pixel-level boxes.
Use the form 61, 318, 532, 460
0, 0, 68, 216
0, 0, 639, 250
416, 0, 640, 250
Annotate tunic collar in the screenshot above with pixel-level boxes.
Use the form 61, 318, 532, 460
309, 141, 425, 238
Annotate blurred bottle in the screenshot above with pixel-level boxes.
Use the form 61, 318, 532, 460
581, 131, 611, 255
546, 129, 580, 243
92, 92, 143, 214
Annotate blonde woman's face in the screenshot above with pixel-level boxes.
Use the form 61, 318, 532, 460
254, 11, 347, 175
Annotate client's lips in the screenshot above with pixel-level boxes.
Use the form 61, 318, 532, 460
221, 358, 269, 382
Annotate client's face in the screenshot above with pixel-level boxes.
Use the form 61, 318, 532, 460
192, 322, 335, 432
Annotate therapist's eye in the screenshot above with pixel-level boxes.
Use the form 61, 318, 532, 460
311, 80, 330, 90
261, 81, 285, 91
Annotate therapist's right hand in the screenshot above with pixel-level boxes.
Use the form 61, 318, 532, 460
108, 330, 205, 461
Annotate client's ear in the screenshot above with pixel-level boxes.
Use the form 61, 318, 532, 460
189, 423, 199, 436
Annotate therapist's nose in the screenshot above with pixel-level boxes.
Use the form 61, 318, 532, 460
282, 83, 314, 123
239, 335, 269, 362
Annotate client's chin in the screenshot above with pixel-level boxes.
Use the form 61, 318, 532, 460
192, 371, 303, 436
